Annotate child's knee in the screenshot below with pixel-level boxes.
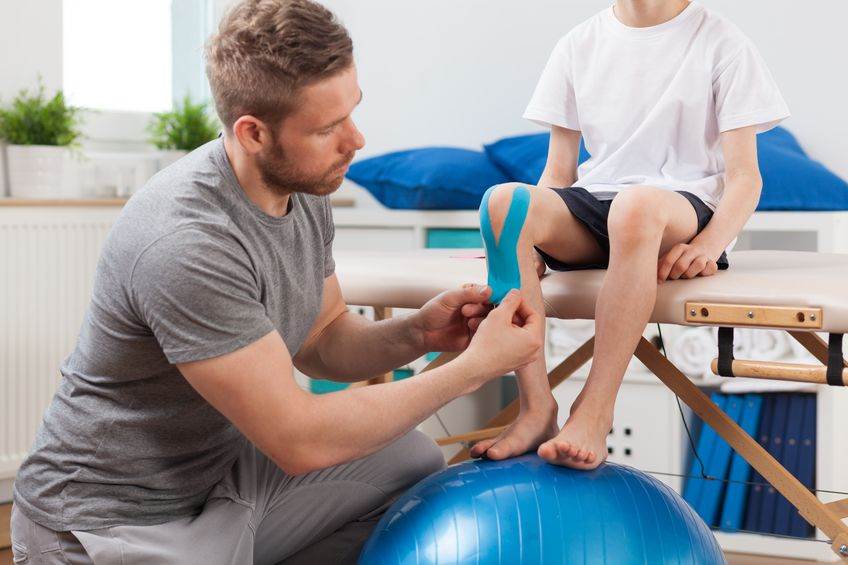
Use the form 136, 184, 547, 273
484, 183, 528, 231
608, 188, 668, 241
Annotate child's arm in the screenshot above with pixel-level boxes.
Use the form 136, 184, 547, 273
537, 125, 582, 189
658, 125, 762, 281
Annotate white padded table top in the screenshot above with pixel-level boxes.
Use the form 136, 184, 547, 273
335, 249, 848, 332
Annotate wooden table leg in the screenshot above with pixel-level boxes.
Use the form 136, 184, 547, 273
634, 337, 848, 560
789, 330, 848, 369
367, 306, 395, 385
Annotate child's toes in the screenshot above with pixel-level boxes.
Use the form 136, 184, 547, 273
586, 451, 596, 464
486, 443, 509, 460
470, 438, 496, 458
575, 448, 588, 461
538, 442, 557, 461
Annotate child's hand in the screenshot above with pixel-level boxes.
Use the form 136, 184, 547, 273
657, 242, 719, 283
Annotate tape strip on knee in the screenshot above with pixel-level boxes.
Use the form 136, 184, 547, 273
479, 185, 531, 304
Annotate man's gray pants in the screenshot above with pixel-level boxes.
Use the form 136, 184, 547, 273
10, 430, 445, 564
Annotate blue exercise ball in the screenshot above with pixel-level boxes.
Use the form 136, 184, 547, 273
359, 454, 725, 565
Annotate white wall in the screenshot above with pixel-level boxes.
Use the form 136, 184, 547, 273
0, 1, 63, 100
2, 1, 845, 178
322, 0, 848, 180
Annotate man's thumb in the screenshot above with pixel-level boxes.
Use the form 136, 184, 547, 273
454, 283, 491, 304
493, 289, 521, 318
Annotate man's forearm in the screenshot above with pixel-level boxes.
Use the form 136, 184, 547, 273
300, 310, 427, 382
693, 172, 762, 256
286, 354, 487, 473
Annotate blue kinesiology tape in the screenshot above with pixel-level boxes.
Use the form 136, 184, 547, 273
479, 184, 531, 304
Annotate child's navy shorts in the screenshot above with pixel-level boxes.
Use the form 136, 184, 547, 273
535, 186, 731, 272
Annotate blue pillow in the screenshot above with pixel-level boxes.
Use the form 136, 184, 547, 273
484, 127, 848, 211
346, 147, 511, 210
755, 128, 848, 211
484, 133, 590, 185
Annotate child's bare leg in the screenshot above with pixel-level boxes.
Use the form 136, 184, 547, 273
537, 187, 700, 469
470, 183, 605, 460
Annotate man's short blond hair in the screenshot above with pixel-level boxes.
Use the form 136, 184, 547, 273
205, 0, 353, 131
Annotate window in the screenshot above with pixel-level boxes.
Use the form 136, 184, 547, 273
63, 0, 174, 113
63, 0, 215, 120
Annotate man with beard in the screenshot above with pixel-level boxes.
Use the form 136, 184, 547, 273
9, 1, 542, 564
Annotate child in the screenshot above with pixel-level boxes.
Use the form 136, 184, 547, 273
472, 0, 788, 469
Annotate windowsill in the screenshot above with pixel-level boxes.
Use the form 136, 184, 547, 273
0, 196, 357, 208
0, 197, 129, 207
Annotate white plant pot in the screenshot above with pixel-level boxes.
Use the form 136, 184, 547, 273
6, 145, 85, 199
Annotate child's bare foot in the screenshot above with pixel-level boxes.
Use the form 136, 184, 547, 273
470, 398, 558, 460
538, 400, 613, 470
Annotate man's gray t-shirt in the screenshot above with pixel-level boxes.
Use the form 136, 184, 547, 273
13, 139, 335, 531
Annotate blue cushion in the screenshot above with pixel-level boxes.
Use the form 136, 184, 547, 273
346, 148, 511, 210
755, 128, 848, 211
484, 127, 848, 211
484, 134, 590, 185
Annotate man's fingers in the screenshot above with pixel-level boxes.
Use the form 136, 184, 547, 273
513, 296, 542, 332
444, 284, 491, 308
461, 303, 491, 318
491, 289, 521, 320
512, 295, 535, 322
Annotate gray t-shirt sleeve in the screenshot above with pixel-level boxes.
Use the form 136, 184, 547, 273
131, 227, 275, 364
322, 197, 336, 277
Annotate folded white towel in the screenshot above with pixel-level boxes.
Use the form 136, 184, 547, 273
670, 327, 716, 378
741, 330, 794, 361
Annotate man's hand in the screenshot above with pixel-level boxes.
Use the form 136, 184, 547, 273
409, 283, 493, 352
460, 290, 543, 382
657, 242, 720, 283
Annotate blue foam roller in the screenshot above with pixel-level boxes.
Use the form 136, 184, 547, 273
359, 454, 725, 565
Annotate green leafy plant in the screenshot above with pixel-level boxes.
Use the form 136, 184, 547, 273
148, 95, 220, 151
0, 81, 82, 146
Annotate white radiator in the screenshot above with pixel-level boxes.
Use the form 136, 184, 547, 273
0, 208, 119, 478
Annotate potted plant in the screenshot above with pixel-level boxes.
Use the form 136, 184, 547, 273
148, 95, 220, 169
0, 81, 84, 198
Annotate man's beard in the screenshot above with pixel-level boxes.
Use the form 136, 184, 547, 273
257, 145, 354, 197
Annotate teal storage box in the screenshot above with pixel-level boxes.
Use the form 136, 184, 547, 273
426, 229, 482, 249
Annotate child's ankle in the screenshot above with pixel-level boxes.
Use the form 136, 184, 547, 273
520, 394, 558, 414
570, 395, 614, 417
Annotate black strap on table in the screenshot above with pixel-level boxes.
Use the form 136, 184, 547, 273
717, 327, 735, 378
827, 333, 845, 387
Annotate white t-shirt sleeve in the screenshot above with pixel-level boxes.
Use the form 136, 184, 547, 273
523, 37, 581, 131
713, 41, 790, 133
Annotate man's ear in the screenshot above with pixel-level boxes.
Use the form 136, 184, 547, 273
232, 115, 270, 155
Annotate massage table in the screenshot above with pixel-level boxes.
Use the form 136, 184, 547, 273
335, 249, 848, 559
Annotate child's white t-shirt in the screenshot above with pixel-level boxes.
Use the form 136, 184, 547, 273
524, 1, 789, 210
